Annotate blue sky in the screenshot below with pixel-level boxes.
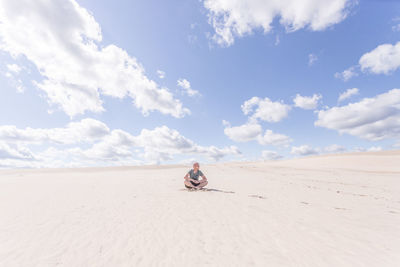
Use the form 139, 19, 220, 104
1, 0, 400, 168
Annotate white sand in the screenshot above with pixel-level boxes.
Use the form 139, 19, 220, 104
0, 151, 399, 267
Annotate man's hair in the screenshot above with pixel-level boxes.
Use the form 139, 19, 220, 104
193, 162, 199, 167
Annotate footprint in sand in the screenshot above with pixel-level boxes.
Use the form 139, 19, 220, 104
248, 194, 266, 199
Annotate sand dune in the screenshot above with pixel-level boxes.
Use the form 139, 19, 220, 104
1, 151, 399, 266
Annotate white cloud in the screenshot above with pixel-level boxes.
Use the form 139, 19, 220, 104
4, 63, 25, 92
0, 118, 110, 145
89, 125, 240, 163
291, 144, 348, 156
291, 145, 319, 156
337, 41, 400, 80
315, 89, 400, 141
223, 122, 262, 142
261, 150, 283, 160
34, 79, 105, 116
4, 73, 25, 93
257, 129, 292, 147
0, 0, 188, 118
135, 126, 198, 153
338, 88, 359, 102
359, 42, 400, 75
308, 53, 318, 66
0, 142, 34, 160
203, 0, 355, 46
75, 129, 137, 161
224, 96, 292, 146
323, 144, 346, 153
293, 93, 322, 110
177, 78, 200, 97
223, 122, 291, 146
334, 66, 358, 81
157, 70, 166, 79
197, 145, 241, 162
367, 146, 382, 152
350, 146, 385, 153
241, 97, 291, 123
0, 119, 240, 167
6, 63, 21, 73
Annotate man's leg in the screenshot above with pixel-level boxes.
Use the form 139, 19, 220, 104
196, 180, 208, 189
184, 180, 195, 188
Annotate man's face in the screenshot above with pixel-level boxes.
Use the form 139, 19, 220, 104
193, 163, 199, 170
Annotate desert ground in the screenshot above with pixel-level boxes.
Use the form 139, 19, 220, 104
0, 150, 399, 266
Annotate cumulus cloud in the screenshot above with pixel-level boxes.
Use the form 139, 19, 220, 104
338, 41, 400, 80
351, 146, 385, 153
203, 0, 356, 46
334, 66, 358, 81
6, 63, 21, 73
224, 96, 292, 146
290, 145, 319, 156
177, 78, 200, 97
0, 0, 188, 118
257, 129, 292, 147
338, 88, 359, 102
0, 118, 110, 145
74, 129, 137, 161
367, 146, 382, 152
261, 150, 283, 160
223, 122, 262, 142
293, 93, 322, 110
315, 89, 400, 141
4, 63, 25, 92
241, 97, 291, 123
223, 122, 291, 147
323, 144, 346, 153
359, 42, 400, 75
0, 119, 240, 167
290, 144, 348, 156
0, 142, 34, 160
74, 125, 240, 164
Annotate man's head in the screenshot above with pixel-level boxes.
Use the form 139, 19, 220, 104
193, 162, 199, 170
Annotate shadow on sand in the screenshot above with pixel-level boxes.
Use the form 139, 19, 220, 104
202, 188, 235, 194
181, 188, 235, 194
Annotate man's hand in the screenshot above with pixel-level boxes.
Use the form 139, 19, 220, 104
190, 179, 200, 184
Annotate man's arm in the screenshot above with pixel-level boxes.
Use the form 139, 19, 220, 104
184, 173, 197, 183
184, 173, 190, 181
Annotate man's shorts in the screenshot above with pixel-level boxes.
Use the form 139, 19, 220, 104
185, 180, 200, 188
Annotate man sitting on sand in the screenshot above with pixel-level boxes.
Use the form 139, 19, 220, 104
184, 162, 208, 189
